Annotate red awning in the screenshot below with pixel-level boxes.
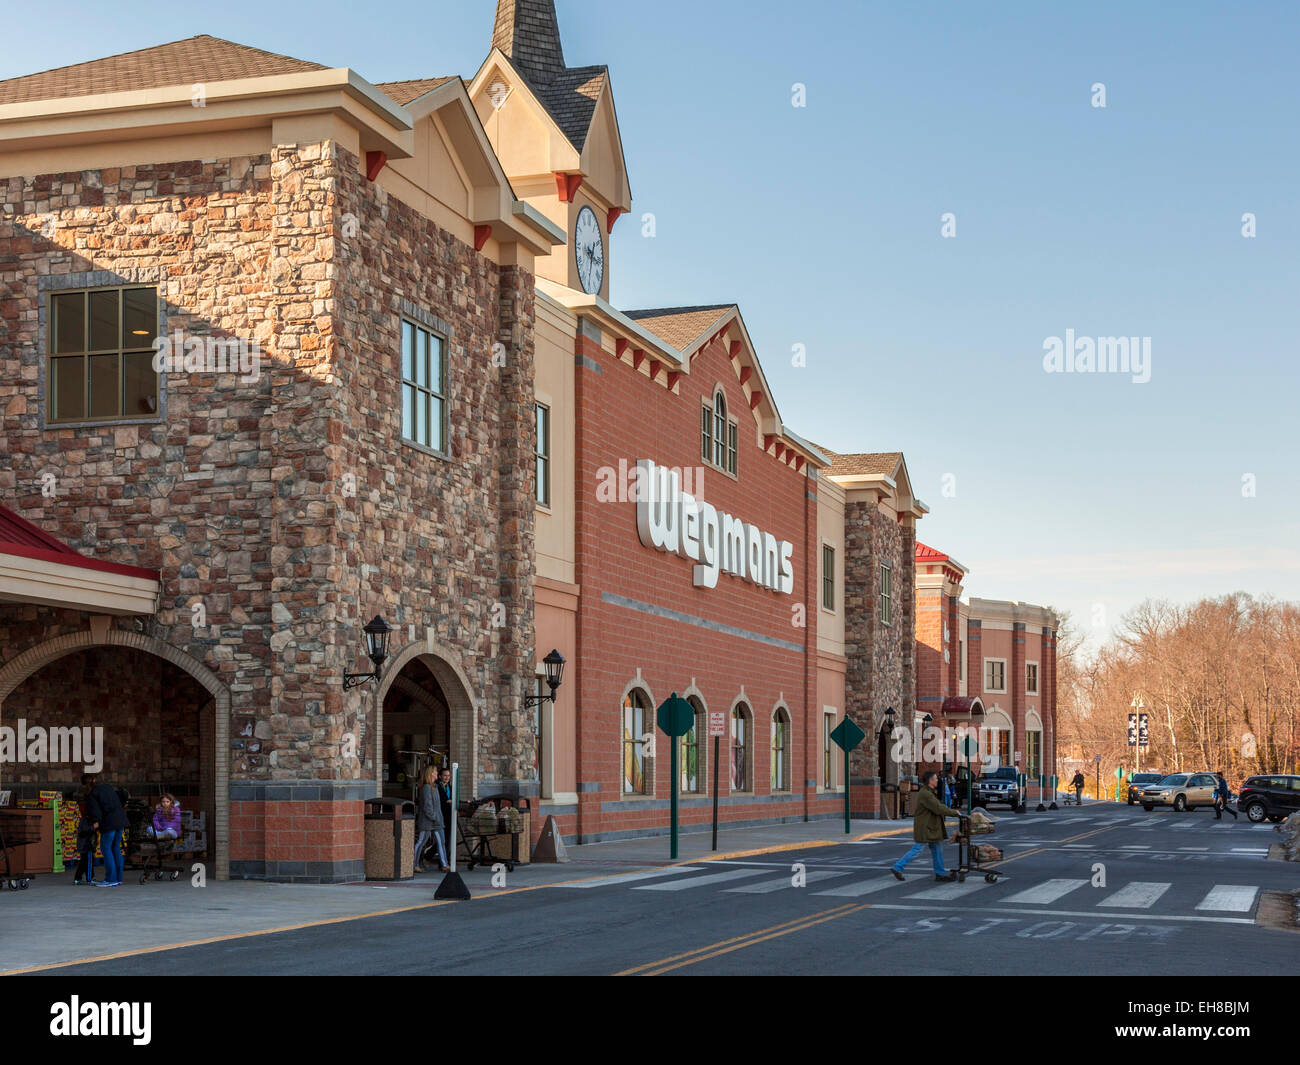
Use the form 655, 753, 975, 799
941, 696, 985, 719
0, 503, 159, 615
0, 503, 157, 582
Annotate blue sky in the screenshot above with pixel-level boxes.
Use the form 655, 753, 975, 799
7, 0, 1298, 648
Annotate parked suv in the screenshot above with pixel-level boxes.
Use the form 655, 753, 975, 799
974, 766, 1021, 810
1139, 772, 1217, 812
1236, 775, 1300, 823
1127, 772, 1164, 804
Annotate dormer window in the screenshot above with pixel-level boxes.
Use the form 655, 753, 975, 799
702, 390, 738, 476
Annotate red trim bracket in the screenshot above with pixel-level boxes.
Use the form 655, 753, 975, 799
365, 151, 387, 181
555, 172, 584, 202
749, 391, 763, 410
607, 206, 628, 231
474, 225, 492, 252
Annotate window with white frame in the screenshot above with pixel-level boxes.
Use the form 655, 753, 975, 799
984, 659, 1007, 693
1026, 662, 1039, 694
823, 710, 838, 789
681, 698, 704, 794
731, 704, 751, 791
771, 708, 791, 792
623, 690, 652, 794
880, 563, 893, 626
822, 544, 835, 611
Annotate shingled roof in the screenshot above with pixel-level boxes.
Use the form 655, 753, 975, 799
624, 305, 734, 351
376, 76, 459, 107
0, 34, 327, 106
490, 0, 607, 151
821, 450, 904, 478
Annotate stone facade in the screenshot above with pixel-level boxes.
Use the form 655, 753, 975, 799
0, 139, 535, 880
843, 498, 917, 811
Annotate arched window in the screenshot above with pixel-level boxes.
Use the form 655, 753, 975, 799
771, 708, 791, 791
731, 704, 751, 791
623, 689, 652, 794
681, 696, 705, 794
702, 389, 738, 475
713, 391, 728, 469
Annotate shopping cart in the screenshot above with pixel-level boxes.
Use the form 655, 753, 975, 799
125, 800, 183, 884
0, 809, 40, 890
953, 813, 1003, 884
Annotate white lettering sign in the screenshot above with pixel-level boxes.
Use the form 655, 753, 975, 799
635, 459, 794, 594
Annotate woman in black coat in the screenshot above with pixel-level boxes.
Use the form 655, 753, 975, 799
83, 773, 129, 887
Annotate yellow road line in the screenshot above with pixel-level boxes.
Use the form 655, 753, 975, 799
615, 904, 859, 975
984, 823, 1121, 868
628, 903, 874, 976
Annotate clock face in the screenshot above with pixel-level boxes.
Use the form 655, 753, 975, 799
574, 205, 604, 295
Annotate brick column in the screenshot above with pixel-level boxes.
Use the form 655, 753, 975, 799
1011, 621, 1026, 769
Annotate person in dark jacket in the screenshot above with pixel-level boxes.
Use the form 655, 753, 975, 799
1071, 771, 1086, 806
415, 767, 449, 872
83, 773, 129, 887
892, 770, 961, 882
1214, 771, 1238, 821
72, 789, 98, 885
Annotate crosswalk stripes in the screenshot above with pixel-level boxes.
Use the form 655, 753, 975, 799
1098, 881, 1172, 908
634, 869, 764, 891
584, 863, 1264, 920
725, 870, 848, 894
814, 875, 906, 898
1001, 878, 1088, 905
906, 878, 993, 901
555, 866, 702, 889
1195, 885, 1258, 912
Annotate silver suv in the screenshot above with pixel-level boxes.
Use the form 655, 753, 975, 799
1140, 772, 1218, 812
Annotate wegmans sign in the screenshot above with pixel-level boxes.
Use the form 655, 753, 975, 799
633, 458, 794, 594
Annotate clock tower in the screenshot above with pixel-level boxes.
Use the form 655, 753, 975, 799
470, 0, 632, 300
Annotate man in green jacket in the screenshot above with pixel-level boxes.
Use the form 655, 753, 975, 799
892, 770, 961, 882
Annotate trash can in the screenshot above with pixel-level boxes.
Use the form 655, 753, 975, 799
881, 782, 898, 818
364, 797, 415, 881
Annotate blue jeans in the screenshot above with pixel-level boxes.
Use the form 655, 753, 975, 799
100, 830, 124, 883
894, 841, 947, 876
415, 829, 448, 869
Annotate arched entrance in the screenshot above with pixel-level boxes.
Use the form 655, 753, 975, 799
374, 640, 478, 802
0, 629, 230, 878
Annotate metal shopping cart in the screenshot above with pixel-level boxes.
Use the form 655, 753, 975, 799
953, 813, 1003, 884
0, 809, 40, 890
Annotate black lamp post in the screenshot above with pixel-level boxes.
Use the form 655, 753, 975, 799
524, 649, 566, 707
344, 615, 392, 690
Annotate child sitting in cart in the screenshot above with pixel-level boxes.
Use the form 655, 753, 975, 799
146, 794, 181, 842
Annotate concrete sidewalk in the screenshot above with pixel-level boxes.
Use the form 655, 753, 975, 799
0, 817, 910, 974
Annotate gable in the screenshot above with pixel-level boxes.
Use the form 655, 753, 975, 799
579, 84, 631, 211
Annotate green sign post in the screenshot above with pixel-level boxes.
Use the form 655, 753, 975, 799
829, 718, 867, 833
657, 693, 695, 860
1114, 765, 1126, 804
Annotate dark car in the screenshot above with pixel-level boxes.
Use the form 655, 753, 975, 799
1236, 775, 1300, 824
973, 766, 1021, 809
1126, 772, 1164, 804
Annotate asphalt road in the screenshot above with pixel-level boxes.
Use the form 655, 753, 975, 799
33, 804, 1300, 976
